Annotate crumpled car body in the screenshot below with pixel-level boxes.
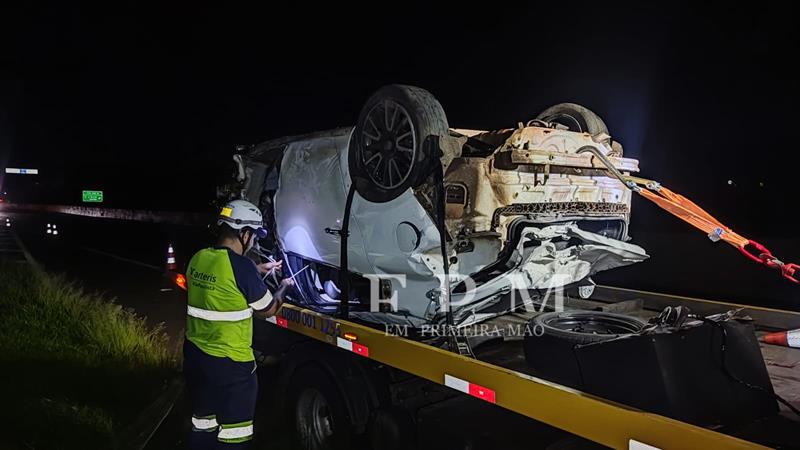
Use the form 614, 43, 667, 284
230, 105, 647, 326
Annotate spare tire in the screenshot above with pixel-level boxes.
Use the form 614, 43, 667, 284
349, 85, 449, 203
524, 311, 646, 387
532, 311, 646, 345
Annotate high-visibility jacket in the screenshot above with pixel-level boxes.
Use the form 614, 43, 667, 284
185, 247, 273, 362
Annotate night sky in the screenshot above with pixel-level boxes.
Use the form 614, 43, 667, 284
2, 3, 796, 215
1, 4, 799, 305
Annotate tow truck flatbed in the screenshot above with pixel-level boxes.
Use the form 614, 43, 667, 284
256, 285, 800, 450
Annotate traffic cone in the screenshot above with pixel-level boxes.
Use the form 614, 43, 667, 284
762, 329, 800, 348
166, 244, 177, 271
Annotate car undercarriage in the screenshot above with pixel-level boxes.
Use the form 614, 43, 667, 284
220, 85, 649, 327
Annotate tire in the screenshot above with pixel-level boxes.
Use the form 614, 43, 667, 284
369, 407, 417, 450
286, 365, 352, 450
532, 311, 646, 345
536, 103, 623, 156
536, 103, 609, 135
524, 311, 646, 387
349, 85, 449, 203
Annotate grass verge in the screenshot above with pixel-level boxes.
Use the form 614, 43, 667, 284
0, 261, 177, 449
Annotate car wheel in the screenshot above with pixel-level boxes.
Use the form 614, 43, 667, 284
524, 311, 647, 387
532, 311, 646, 345
536, 103, 608, 135
286, 365, 352, 450
536, 103, 623, 155
349, 84, 449, 203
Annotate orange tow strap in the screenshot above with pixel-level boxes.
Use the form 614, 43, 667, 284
637, 185, 798, 284
574, 145, 797, 284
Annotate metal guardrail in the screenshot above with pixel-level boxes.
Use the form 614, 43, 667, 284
3, 203, 212, 226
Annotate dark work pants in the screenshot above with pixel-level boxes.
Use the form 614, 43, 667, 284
183, 339, 258, 450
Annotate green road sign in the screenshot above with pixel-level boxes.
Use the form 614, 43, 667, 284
82, 190, 104, 203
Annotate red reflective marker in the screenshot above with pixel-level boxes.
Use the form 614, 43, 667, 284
352, 342, 369, 357
337, 337, 370, 358
468, 383, 496, 403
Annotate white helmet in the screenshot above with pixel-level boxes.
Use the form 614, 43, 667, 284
218, 199, 267, 238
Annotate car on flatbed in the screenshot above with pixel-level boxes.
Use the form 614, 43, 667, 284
224, 85, 648, 328
209, 86, 800, 450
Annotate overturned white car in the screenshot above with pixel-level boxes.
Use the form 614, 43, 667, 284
223, 85, 647, 327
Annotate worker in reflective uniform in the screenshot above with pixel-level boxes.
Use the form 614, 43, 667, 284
184, 199, 293, 449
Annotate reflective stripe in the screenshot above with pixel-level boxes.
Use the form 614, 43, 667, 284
218, 424, 254, 440
187, 305, 252, 321
192, 416, 218, 430
629, 440, 661, 450
265, 315, 288, 328
788, 330, 800, 348
444, 374, 496, 403
249, 291, 273, 311
337, 337, 370, 357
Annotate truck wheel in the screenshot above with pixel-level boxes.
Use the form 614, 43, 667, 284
287, 365, 352, 450
532, 311, 645, 345
349, 84, 449, 203
369, 407, 416, 450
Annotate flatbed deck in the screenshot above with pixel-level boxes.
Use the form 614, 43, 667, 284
472, 286, 800, 448
265, 285, 800, 449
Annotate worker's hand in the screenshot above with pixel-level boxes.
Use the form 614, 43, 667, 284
257, 260, 283, 274
274, 277, 294, 301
